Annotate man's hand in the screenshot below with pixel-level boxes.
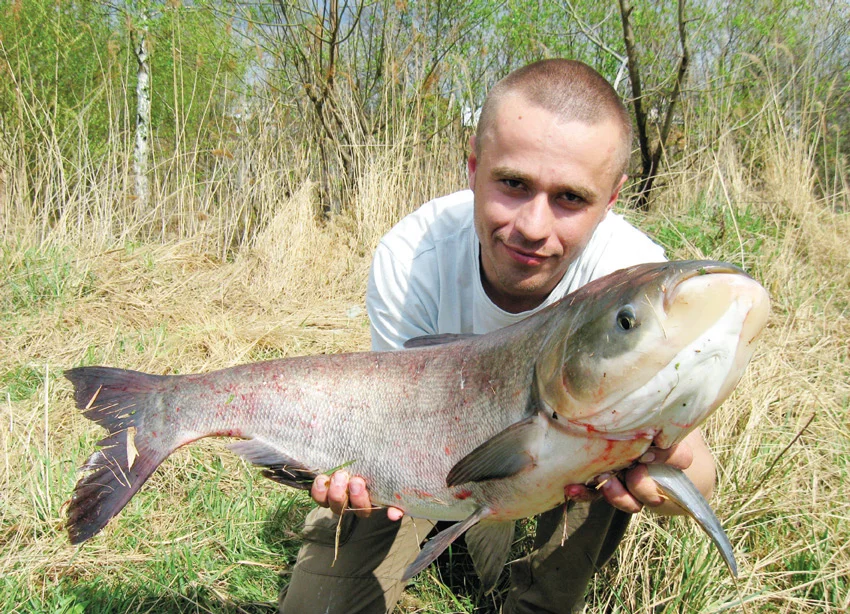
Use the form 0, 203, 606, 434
565, 429, 716, 516
311, 471, 405, 520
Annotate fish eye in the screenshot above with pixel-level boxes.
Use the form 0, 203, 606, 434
616, 306, 637, 331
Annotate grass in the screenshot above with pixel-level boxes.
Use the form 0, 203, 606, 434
1, 70, 849, 614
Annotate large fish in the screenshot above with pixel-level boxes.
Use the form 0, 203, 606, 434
65, 260, 769, 588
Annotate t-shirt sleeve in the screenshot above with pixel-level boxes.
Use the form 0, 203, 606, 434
366, 242, 438, 351
586, 215, 667, 281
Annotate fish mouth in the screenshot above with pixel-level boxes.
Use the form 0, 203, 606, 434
662, 263, 769, 353
662, 262, 749, 311
651, 265, 769, 447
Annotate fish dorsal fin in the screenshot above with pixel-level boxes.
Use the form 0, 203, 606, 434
229, 439, 318, 490
402, 506, 492, 582
403, 333, 479, 348
446, 414, 545, 487
465, 520, 515, 593
646, 464, 738, 577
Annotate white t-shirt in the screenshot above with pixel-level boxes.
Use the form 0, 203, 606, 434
367, 189, 666, 351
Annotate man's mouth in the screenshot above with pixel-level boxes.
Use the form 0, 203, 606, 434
501, 243, 548, 266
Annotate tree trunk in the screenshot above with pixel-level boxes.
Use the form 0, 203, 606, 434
133, 6, 151, 209
619, 0, 690, 211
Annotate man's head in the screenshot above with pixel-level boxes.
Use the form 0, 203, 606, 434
475, 59, 632, 179
469, 59, 633, 313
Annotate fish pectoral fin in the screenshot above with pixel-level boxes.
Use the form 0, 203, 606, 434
402, 506, 492, 582
465, 519, 515, 593
446, 415, 545, 487
403, 333, 479, 348
646, 463, 738, 577
229, 439, 318, 490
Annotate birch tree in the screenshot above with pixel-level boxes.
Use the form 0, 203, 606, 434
132, 3, 152, 209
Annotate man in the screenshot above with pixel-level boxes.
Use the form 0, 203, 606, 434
280, 59, 716, 614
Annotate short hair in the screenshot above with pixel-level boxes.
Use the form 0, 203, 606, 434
475, 59, 633, 180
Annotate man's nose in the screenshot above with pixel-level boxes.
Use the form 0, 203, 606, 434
513, 193, 552, 243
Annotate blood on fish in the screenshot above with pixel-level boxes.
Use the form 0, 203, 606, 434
454, 489, 472, 500
403, 487, 434, 499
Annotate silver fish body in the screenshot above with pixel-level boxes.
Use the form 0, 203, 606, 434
65, 260, 769, 587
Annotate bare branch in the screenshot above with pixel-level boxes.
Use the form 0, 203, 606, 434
618, 0, 650, 176
651, 0, 690, 175
619, 0, 691, 211
563, 1, 625, 65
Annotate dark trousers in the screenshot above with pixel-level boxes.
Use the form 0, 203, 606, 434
280, 499, 630, 614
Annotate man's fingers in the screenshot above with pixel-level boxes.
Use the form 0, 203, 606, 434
327, 471, 350, 515
623, 465, 666, 508
312, 473, 404, 520
311, 474, 331, 507
348, 476, 372, 517
640, 440, 693, 470
599, 473, 644, 514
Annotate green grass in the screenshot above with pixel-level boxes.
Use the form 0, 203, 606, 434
1, 449, 300, 613
643, 197, 770, 271
1, 245, 96, 317
1, 364, 44, 402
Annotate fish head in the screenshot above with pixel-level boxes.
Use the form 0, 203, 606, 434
536, 260, 770, 448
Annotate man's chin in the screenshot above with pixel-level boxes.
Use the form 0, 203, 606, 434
491, 275, 557, 308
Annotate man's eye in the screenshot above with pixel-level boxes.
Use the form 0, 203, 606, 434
558, 193, 585, 207
502, 179, 525, 190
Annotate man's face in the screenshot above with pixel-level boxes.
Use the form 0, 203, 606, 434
469, 94, 627, 313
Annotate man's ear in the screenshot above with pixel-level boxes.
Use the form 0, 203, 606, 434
467, 135, 478, 191
607, 174, 628, 211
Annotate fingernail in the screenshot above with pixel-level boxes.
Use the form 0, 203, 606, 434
566, 485, 583, 498
640, 452, 655, 463
597, 473, 613, 490
350, 480, 363, 495
332, 472, 348, 486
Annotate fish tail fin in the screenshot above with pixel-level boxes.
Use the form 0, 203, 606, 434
65, 366, 172, 544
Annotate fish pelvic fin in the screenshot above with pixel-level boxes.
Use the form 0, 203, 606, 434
229, 439, 318, 490
465, 520, 515, 593
646, 463, 738, 577
402, 506, 492, 583
64, 367, 173, 545
446, 414, 545, 487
